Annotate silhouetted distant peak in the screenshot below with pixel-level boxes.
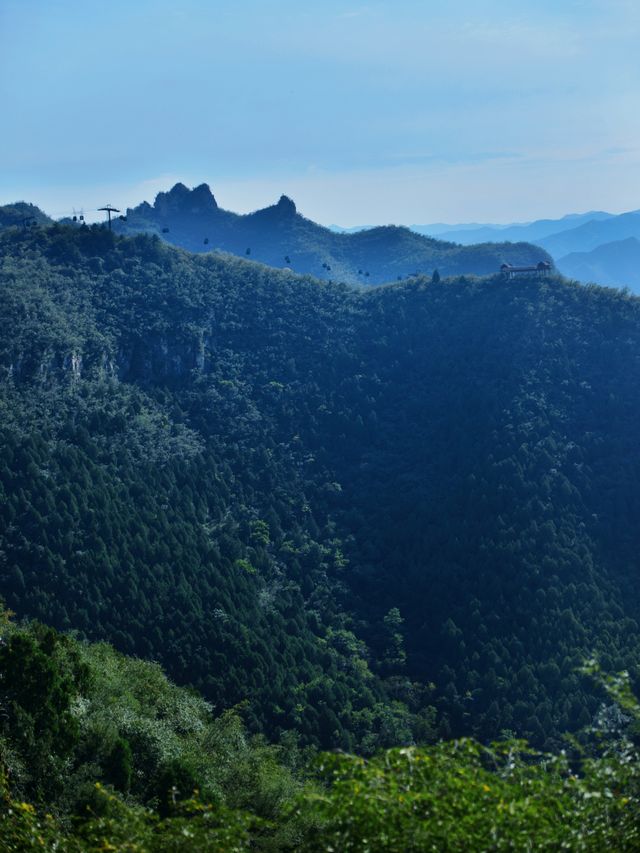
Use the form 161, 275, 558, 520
249, 194, 298, 224
192, 183, 218, 209
154, 182, 218, 216
276, 195, 296, 215
101, 181, 550, 283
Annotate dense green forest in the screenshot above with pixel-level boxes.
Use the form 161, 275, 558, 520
1, 608, 639, 850
1, 222, 640, 755
110, 182, 552, 285
3, 222, 640, 846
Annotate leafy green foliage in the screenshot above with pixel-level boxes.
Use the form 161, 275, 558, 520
1, 615, 640, 850
0, 622, 89, 801
0, 612, 308, 845
0, 778, 259, 852
296, 738, 640, 851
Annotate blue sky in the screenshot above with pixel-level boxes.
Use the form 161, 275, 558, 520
2, 0, 640, 224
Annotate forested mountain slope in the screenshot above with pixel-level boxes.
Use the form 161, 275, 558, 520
3, 609, 639, 851
1, 223, 639, 752
112, 182, 551, 285
0, 201, 52, 229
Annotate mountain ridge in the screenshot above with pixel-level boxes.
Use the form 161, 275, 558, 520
412, 211, 616, 245
538, 210, 640, 256
556, 236, 640, 290
112, 182, 552, 285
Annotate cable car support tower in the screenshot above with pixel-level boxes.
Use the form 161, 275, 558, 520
98, 204, 120, 231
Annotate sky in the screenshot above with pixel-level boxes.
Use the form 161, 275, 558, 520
2, 0, 640, 226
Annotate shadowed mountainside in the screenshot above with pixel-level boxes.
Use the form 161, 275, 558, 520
1, 223, 639, 753
112, 182, 552, 285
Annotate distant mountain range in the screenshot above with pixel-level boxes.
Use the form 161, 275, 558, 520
6, 186, 640, 290
2, 190, 549, 288
106, 183, 549, 286
555, 237, 640, 290
409, 210, 640, 292
537, 211, 640, 258
328, 209, 640, 293
1, 189, 552, 288
412, 212, 616, 246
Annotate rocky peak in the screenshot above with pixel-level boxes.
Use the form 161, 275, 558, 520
191, 183, 218, 211
276, 195, 296, 215
154, 182, 218, 217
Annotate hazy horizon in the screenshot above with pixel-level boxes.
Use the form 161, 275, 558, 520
2, 177, 636, 231
2, 0, 640, 225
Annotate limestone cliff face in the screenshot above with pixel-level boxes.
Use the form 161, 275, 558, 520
4, 332, 212, 384
115, 331, 211, 381
5, 349, 87, 382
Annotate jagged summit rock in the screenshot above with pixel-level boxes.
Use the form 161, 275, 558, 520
276, 194, 296, 214
154, 182, 218, 216
191, 182, 218, 211
168, 181, 189, 195
251, 194, 298, 221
